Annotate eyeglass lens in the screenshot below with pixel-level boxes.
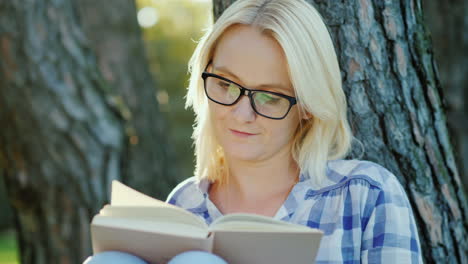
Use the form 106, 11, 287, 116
205, 75, 291, 119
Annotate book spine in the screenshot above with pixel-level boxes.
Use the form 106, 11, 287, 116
207, 232, 215, 252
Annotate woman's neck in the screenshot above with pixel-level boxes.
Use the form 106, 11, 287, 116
222, 147, 299, 203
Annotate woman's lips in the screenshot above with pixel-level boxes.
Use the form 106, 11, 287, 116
229, 129, 257, 137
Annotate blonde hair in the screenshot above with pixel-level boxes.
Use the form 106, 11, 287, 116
186, 0, 352, 187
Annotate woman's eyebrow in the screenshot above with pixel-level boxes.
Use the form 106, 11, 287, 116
213, 65, 240, 80
213, 65, 290, 92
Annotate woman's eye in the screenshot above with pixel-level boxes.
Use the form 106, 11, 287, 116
256, 93, 280, 105
217, 81, 230, 88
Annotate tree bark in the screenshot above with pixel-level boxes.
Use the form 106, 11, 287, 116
212, 1, 468, 263
76, 0, 180, 197
0, 0, 177, 263
422, 0, 468, 193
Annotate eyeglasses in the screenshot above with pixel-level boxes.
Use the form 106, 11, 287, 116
201, 68, 297, 120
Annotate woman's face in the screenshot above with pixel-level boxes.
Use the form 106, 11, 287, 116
208, 24, 303, 163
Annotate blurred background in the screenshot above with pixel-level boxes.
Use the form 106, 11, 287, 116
0, 0, 212, 263
0, 0, 466, 263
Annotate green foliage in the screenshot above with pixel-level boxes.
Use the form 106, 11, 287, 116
0, 230, 19, 264
136, 0, 213, 178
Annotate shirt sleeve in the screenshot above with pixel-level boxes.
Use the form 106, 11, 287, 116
165, 177, 197, 205
360, 171, 423, 263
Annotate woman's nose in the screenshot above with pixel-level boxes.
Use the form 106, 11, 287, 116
231, 95, 256, 122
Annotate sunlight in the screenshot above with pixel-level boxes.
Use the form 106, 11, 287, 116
137, 7, 159, 28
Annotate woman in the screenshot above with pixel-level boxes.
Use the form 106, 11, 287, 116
86, 0, 422, 263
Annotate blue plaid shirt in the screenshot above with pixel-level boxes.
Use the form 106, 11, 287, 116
166, 159, 423, 263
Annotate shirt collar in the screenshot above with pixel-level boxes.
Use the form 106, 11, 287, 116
192, 160, 346, 222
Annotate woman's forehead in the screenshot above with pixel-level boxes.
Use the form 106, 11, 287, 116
211, 25, 293, 92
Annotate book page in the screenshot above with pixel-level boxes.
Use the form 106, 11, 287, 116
92, 224, 214, 264
92, 215, 207, 239
92, 181, 215, 263
111, 180, 173, 207
210, 213, 313, 232
110, 180, 206, 226
209, 213, 323, 263
212, 231, 322, 264
100, 205, 207, 229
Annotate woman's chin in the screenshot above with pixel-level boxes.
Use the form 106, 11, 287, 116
223, 147, 263, 162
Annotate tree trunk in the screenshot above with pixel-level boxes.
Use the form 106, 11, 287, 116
212, 1, 468, 263
422, 0, 468, 193
76, 0, 180, 197
0, 0, 176, 263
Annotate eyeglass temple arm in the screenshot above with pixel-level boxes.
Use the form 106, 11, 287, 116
204, 60, 212, 72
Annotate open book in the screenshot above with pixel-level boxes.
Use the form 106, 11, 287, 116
91, 180, 323, 264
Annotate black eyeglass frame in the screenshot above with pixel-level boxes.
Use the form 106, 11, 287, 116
201, 65, 297, 120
